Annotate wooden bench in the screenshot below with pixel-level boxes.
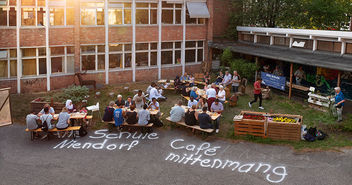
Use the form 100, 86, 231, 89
25, 126, 81, 140
166, 117, 213, 133
182, 95, 191, 101
106, 121, 153, 132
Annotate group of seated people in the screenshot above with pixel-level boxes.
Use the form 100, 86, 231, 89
146, 82, 167, 101
26, 100, 88, 139
169, 99, 223, 133
102, 91, 163, 128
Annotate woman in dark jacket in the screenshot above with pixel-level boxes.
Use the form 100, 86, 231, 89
103, 101, 115, 122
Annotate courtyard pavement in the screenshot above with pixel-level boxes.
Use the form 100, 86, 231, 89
0, 124, 351, 185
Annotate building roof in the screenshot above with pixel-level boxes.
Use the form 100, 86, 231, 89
209, 41, 352, 72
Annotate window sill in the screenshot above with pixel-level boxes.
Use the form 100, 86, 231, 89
0, 26, 16, 29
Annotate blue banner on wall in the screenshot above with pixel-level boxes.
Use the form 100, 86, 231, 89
261, 72, 286, 91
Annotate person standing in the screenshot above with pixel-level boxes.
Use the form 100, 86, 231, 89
334, 87, 345, 122
294, 66, 305, 85
206, 84, 217, 111
216, 85, 226, 104
222, 71, 232, 86
232, 71, 241, 93
249, 78, 264, 110
133, 90, 146, 110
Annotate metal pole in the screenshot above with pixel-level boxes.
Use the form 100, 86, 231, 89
289, 63, 293, 99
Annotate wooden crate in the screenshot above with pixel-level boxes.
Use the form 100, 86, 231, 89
234, 111, 267, 138
267, 114, 302, 141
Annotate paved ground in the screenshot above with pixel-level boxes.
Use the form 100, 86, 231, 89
1, 124, 351, 185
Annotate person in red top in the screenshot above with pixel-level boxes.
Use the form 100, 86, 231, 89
249, 78, 264, 110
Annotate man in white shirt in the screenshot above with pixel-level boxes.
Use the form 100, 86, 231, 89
206, 84, 217, 111
149, 83, 166, 101
187, 97, 198, 108
133, 90, 146, 110
222, 71, 232, 86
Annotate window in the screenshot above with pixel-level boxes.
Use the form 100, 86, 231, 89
50, 46, 65, 73
21, 47, 46, 76
81, 45, 105, 71
0, 48, 16, 78
135, 3, 157, 25
185, 40, 204, 63
186, 9, 205, 24
136, 43, 149, 67
81, 2, 104, 26
162, 2, 181, 25
20, 0, 46, 26
49, 8, 64, 26
0, 3, 17, 27
108, 3, 131, 25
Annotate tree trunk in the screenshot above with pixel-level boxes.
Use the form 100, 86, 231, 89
350, 17, 352, 31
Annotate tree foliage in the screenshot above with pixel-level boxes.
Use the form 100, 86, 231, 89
228, 0, 352, 37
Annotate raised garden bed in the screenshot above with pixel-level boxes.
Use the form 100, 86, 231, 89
233, 111, 302, 141
30, 98, 65, 114
233, 111, 267, 138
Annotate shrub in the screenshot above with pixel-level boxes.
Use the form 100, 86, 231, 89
230, 59, 259, 82
220, 48, 233, 66
53, 85, 89, 104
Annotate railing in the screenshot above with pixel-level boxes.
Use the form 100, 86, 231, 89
237, 26, 352, 55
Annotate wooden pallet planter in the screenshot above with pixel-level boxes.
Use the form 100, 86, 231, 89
266, 114, 302, 141
30, 98, 65, 114
234, 111, 267, 138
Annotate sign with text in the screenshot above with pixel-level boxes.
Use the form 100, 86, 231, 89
261, 72, 286, 91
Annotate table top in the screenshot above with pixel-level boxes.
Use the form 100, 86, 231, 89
53, 112, 87, 120
119, 107, 159, 115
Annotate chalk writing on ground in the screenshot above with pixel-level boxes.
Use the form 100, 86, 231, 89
165, 139, 288, 183
53, 129, 159, 151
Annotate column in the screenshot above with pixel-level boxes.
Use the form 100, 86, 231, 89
289, 36, 293, 48
157, 0, 162, 79
181, 0, 186, 75
73, 0, 81, 73
341, 40, 346, 55
45, 0, 51, 91
104, 0, 109, 84
16, 0, 21, 93
312, 38, 317, 51
132, 0, 136, 82
289, 63, 293, 99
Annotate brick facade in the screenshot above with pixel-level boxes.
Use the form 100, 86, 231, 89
0, 0, 214, 93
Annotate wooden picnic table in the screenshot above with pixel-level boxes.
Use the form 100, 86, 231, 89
180, 105, 221, 121
117, 107, 160, 116
158, 79, 174, 83
53, 112, 87, 120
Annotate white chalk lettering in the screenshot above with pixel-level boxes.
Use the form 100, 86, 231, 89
92, 139, 108, 149
106, 133, 118, 139
147, 133, 159, 140
238, 163, 255, 173
53, 139, 74, 149
106, 144, 117, 150
72, 143, 81, 149
89, 129, 107, 139
127, 140, 139, 150
266, 166, 287, 183
82, 142, 92, 149
165, 138, 288, 183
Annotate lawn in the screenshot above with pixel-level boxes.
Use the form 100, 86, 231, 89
11, 82, 352, 151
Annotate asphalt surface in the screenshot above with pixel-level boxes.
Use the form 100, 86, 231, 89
1, 124, 352, 185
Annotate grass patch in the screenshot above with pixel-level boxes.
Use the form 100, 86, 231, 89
12, 82, 352, 151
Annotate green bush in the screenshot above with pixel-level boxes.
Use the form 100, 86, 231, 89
230, 59, 259, 82
53, 85, 89, 104
220, 48, 233, 66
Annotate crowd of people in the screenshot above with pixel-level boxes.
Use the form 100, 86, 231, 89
26, 100, 88, 139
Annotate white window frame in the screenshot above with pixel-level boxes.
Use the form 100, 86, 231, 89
0, 1, 17, 27
162, 3, 181, 25
20, 0, 46, 27
50, 46, 73, 74
80, 44, 105, 72
80, 2, 105, 26
0, 48, 17, 79
185, 40, 204, 63
21, 47, 46, 77
108, 2, 131, 26
108, 43, 124, 70
135, 3, 157, 25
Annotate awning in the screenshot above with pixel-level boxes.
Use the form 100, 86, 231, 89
186, 2, 210, 18
209, 41, 352, 72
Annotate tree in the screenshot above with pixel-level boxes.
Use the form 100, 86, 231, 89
228, 0, 352, 34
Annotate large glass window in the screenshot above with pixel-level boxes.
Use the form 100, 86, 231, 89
185, 40, 204, 63
0, 49, 15, 78
81, 45, 106, 71
21, 47, 46, 76
50, 46, 64, 74
81, 2, 104, 26
135, 3, 157, 25
136, 52, 148, 67
162, 2, 181, 25
49, 8, 64, 26
20, 0, 46, 26
108, 3, 131, 25
22, 7, 36, 26
186, 9, 205, 25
